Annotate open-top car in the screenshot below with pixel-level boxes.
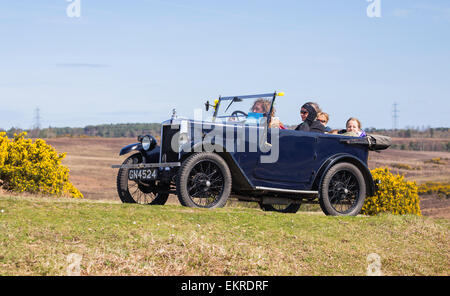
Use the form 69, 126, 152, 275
112, 92, 390, 216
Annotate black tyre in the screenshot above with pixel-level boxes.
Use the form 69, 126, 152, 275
176, 153, 232, 208
319, 162, 366, 216
116, 153, 169, 205
259, 203, 301, 213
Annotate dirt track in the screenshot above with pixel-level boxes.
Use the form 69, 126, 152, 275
45, 137, 450, 219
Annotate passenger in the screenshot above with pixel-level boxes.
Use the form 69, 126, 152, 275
341, 117, 366, 137
250, 98, 285, 129
317, 112, 332, 132
294, 102, 325, 133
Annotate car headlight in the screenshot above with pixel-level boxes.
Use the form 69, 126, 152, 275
142, 136, 151, 150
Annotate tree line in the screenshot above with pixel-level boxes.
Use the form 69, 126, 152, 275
1, 123, 161, 139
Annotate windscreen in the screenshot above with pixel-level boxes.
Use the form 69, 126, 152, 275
214, 97, 273, 125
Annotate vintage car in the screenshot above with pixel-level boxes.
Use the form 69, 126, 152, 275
112, 92, 390, 216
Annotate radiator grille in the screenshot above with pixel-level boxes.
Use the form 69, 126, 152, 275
160, 124, 180, 163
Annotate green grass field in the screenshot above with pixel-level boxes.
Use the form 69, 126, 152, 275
0, 195, 448, 276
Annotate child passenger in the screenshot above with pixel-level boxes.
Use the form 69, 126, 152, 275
317, 112, 332, 132
344, 117, 366, 137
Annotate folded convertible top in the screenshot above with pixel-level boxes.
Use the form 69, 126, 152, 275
340, 134, 392, 151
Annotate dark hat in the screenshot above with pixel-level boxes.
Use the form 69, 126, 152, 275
301, 103, 317, 124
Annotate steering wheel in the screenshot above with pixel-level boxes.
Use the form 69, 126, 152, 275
230, 110, 248, 122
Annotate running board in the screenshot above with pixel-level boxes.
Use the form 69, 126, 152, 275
255, 186, 318, 195
111, 162, 181, 169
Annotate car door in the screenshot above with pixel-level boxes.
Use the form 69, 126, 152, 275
252, 129, 318, 185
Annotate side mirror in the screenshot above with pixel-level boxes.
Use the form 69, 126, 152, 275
205, 101, 210, 111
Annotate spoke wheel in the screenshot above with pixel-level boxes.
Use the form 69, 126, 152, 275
177, 153, 231, 208
319, 162, 366, 216
116, 154, 169, 205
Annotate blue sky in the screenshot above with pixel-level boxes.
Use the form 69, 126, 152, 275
0, 0, 449, 130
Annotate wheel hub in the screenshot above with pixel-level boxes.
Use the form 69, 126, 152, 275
334, 182, 348, 197
192, 173, 212, 192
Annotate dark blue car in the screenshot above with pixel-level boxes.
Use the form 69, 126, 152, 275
113, 92, 390, 216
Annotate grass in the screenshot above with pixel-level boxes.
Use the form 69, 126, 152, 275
0, 195, 449, 276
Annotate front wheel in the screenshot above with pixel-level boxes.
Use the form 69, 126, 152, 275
116, 153, 169, 205
319, 162, 367, 216
176, 153, 232, 208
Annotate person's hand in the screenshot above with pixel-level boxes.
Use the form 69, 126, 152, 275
270, 117, 283, 129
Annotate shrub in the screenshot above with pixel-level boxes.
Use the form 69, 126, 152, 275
361, 168, 421, 216
418, 182, 450, 198
424, 158, 444, 165
0, 132, 83, 198
391, 163, 413, 170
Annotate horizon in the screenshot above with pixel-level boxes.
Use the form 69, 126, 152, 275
1, 121, 448, 132
1, 1, 449, 130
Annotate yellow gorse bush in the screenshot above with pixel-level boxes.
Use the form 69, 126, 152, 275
418, 182, 450, 198
361, 167, 421, 216
0, 132, 83, 198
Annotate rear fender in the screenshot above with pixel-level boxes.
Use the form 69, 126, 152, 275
313, 154, 375, 197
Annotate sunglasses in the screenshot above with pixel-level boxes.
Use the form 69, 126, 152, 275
300, 110, 308, 114
317, 119, 326, 123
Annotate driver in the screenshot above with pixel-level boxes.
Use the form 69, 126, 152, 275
250, 99, 285, 129
251, 99, 268, 114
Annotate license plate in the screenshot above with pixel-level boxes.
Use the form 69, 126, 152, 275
128, 168, 158, 180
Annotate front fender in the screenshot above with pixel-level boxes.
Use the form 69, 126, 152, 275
178, 140, 254, 191
313, 153, 375, 197
178, 139, 229, 160
119, 143, 160, 163
119, 143, 142, 156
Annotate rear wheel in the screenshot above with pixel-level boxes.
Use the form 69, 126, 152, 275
116, 154, 169, 205
176, 153, 232, 208
259, 203, 301, 213
319, 162, 366, 216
